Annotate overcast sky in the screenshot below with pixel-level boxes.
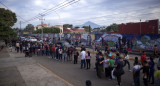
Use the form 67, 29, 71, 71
0, 0, 160, 29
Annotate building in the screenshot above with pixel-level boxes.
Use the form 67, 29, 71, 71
63, 28, 86, 33
34, 24, 50, 31
117, 19, 159, 34
54, 25, 63, 34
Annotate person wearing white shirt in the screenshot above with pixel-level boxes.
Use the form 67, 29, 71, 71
104, 56, 110, 78
81, 49, 86, 69
124, 52, 131, 71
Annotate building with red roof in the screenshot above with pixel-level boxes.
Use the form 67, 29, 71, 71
63, 28, 86, 33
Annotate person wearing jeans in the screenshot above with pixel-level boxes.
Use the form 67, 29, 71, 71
124, 52, 131, 71
80, 49, 86, 69
86, 51, 91, 69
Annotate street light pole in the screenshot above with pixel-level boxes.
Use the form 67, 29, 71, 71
39, 14, 45, 42
140, 19, 141, 34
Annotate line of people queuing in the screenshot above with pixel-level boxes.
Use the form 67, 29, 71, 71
93, 49, 160, 86
8, 39, 160, 86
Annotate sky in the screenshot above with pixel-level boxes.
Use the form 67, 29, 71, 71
0, 0, 160, 29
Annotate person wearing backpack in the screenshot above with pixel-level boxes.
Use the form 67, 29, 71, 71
114, 56, 125, 86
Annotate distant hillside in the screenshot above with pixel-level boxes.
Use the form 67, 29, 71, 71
75, 21, 101, 29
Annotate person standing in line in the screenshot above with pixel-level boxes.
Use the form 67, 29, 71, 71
70, 46, 73, 61
73, 48, 79, 64
124, 51, 131, 71
45, 43, 49, 56
9, 42, 12, 52
20, 43, 23, 53
35, 43, 38, 56
148, 57, 155, 84
157, 56, 160, 70
80, 49, 86, 69
114, 57, 125, 86
108, 56, 114, 80
86, 51, 91, 69
16, 42, 20, 53
41, 43, 45, 56
153, 45, 158, 58
29, 44, 33, 57
32, 43, 35, 55
104, 56, 110, 78
67, 48, 70, 61
154, 67, 160, 86
37, 43, 41, 56
58, 48, 63, 61
133, 61, 141, 86
141, 51, 146, 65
96, 54, 104, 78
51, 45, 56, 59
49, 44, 53, 58
115, 53, 120, 64
63, 46, 67, 62
56, 46, 59, 60
141, 60, 149, 86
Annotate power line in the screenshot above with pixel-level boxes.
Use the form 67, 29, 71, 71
23, 0, 80, 24
64, 5, 160, 23
0, 1, 28, 23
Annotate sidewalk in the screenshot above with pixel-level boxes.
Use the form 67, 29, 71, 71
0, 47, 70, 86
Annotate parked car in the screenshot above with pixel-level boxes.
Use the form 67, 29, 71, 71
29, 37, 37, 42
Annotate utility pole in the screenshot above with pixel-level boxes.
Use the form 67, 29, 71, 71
39, 14, 45, 42
19, 21, 21, 36
140, 19, 141, 34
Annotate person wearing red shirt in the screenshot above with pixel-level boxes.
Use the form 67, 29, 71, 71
141, 51, 146, 65
52, 45, 56, 59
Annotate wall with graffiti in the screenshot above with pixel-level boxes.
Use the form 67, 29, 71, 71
32, 33, 160, 51
96, 33, 160, 51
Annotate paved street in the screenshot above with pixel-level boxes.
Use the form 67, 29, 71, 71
0, 45, 158, 86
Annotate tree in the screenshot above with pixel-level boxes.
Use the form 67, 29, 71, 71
88, 25, 92, 32
24, 24, 34, 33
0, 8, 17, 40
82, 25, 92, 32
74, 26, 80, 29
63, 24, 73, 29
105, 23, 118, 32
34, 27, 60, 34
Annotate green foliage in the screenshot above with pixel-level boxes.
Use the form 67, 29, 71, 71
88, 25, 91, 32
0, 8, 17, 27
63, 24, 73, 29
105, 23, 118, 32
74, 26, 80, 29
82, 25, 92, 32
24, 24, 34, 33
0, 8, 17, 40
93, 27, 100, 30
34, 27, 60, 33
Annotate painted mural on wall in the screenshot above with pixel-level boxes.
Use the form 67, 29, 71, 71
81, 34, 92, 46
34, 33, 160, 51
96, 34, 160, 51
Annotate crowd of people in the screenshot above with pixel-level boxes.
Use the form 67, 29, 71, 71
6, 38, 160, 86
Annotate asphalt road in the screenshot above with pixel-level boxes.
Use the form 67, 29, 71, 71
32, 52, 157, 86
0, 44, 157, 86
